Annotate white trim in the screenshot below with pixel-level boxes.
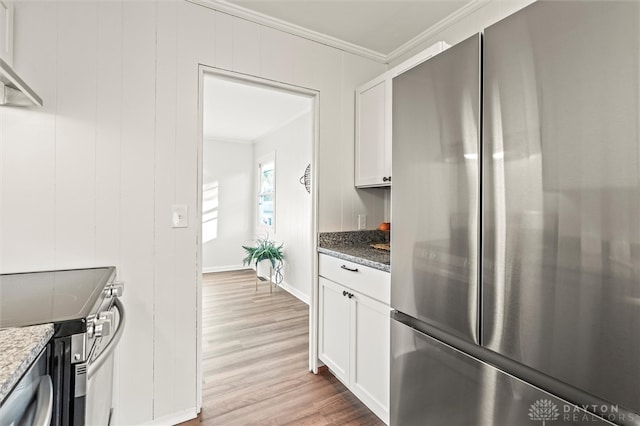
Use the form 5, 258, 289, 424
197, 67, 321, 416
386, 0, 490, 63
196, 67, 205, 414
278, 280, 311, 305
186, 0, 387, 63
144, 408, 197, 425
256, 151, 276, 233
187, 0, 491, 65
202, 265, 250, 274
309, 91, 320, 375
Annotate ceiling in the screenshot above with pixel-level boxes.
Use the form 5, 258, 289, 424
229, 0, 471, 56
203, 74, 312, 142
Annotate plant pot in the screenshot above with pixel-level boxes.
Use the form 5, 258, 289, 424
256, 259, 272, 281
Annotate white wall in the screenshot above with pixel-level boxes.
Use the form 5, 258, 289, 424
254, 110, 313, 303
0, 1, 386, 424
202, 139, 253, 272
389, 0, 535, 67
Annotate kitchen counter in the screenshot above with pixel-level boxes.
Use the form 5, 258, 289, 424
318, 230, 390, 272
0, 324, 54, 403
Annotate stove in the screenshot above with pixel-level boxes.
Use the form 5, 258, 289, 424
0, 267, 125, 425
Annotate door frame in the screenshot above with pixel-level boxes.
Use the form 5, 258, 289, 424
196, 65, 321, 411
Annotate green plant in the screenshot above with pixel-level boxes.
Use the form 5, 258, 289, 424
242, 237, 284, 269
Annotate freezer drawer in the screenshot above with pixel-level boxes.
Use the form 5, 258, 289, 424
390, 319, 612, 426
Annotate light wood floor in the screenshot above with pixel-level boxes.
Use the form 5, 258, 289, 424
180, 269, 384, 426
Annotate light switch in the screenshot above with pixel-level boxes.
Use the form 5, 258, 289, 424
172, 205, 188, 228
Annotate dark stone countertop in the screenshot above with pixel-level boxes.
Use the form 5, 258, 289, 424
318, 230, 390, 273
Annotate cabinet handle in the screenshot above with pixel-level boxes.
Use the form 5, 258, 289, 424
340, 265, 359, 272
341, 290, 355, 299
382, 176, 389, 182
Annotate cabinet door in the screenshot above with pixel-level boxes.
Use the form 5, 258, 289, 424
318, 277, 350, 383
355, 76, 391, 187
0, 0, 14, 66
350, 291, 390, 423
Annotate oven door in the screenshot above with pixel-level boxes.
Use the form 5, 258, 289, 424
76, 298, 125, 426
0, 347, 53, 426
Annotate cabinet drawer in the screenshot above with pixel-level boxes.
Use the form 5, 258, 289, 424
319, 254, 390, 304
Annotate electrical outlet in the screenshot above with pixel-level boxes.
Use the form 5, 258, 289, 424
358, 214, 367, 230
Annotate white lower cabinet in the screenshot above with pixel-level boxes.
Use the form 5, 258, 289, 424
350, 290, 390, 422
318, 277, 350, 383
318, 256, 390, 424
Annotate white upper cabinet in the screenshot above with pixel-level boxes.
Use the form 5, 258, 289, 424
0, 0, 14, 66
355, 73, 392, 188
354, 42, 449, 189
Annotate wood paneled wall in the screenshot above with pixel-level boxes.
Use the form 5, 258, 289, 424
0, 1, 386, 423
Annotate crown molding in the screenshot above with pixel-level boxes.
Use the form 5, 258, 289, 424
386, 0, 490, 63
187, 0, 388, 64
203, 107, 310, 144
203, 136, 254, 145
252, 107, 311, 142
188, 0, 491, 66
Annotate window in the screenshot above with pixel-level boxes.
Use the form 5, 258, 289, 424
202, 181, 219, 243
258, 154, 275, 230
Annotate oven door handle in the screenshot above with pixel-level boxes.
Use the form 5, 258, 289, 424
33, 375, 53, 426
87, 298, 125, 379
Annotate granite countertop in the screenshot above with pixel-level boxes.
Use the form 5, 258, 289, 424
0, 324, 54, 403
318, 230, 390, 273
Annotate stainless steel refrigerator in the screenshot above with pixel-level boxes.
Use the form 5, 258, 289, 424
390, 1, 640, 425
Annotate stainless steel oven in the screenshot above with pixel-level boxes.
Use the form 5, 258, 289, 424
0, 267, 125, 426
0, 347, 53, 426
84, 298, 125, 425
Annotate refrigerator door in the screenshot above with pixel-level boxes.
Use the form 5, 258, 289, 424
391, 34, 481, 343
483, 0, 640, 415
390, 319, 612, 426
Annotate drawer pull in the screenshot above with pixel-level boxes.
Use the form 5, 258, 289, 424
342, 290, 348, 296
340, 265, 359, 272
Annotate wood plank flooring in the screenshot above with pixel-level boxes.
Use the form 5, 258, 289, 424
181, 269, 384, 426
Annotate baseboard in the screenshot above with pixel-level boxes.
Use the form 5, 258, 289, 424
202, 264, 248, 273
278, 280, 310, 305
143, 408, 197, 425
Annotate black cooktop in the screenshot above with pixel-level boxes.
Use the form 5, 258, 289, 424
0, 267, 115, 329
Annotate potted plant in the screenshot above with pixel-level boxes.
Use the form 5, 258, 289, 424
242, 237, 284, 292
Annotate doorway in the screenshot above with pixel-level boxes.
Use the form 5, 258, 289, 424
196, 67, 320, 412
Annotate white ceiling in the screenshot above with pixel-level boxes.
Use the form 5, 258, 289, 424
203, 74, 312, 142
229, 0, 471, 56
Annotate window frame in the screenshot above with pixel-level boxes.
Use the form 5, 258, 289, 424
256, 152, 276, 232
